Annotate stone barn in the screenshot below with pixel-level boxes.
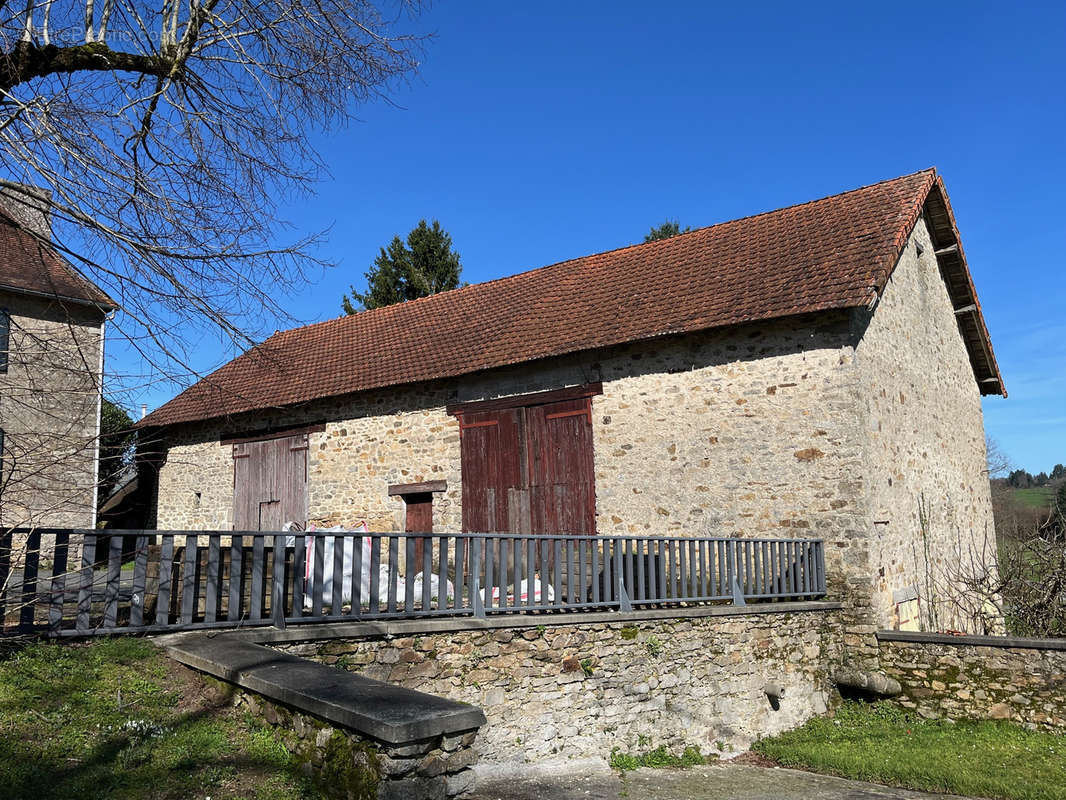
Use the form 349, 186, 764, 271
139, 168, 1004, 633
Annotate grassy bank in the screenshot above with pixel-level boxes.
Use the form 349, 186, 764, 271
0, 637, 311, 800
753, 701, 1066, 800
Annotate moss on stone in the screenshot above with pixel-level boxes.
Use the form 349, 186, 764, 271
620, 626, 639, 640
311, 731, 381, 800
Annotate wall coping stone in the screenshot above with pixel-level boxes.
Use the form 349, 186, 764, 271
165, 634, 486, 743
226, 601, 843, 645
877, 630, 1066, 651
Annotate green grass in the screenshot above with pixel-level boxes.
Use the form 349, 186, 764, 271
753, 701, 1066, 800
1013, 487, 1055, 510
0, 637, 314, 800
609, 744, 705, 771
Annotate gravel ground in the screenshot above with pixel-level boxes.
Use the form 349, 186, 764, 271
467, 762, 984, 800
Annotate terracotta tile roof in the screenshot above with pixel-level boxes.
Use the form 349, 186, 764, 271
0, 207, 116, 309
142, 169, 1004, 428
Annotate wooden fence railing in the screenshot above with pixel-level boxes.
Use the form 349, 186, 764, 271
0, 529, 826, 637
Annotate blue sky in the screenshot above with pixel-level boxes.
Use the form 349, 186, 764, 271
123, 1, 1065, 473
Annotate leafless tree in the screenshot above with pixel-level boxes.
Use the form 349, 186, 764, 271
985, 435, 1011, 480
2, 0, 424, 378
929, 515, 1066, 638
1, 0, 424, 626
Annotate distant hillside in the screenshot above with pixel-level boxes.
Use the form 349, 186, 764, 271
1012, 486, 1056, 510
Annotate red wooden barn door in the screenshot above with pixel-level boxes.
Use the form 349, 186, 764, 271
232, 433, 309, 531
526, 397, 596, 536
458, 409, 525, 533
457, 393, 596, 538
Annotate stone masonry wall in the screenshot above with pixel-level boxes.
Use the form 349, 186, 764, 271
154, 315, 879, 648
152, 381, 460, 533
878, 635, 1066, 729
0, 290, 104, 529
277, 609, 843, 766
851, 220, 998, 632
204, 675, 480, 799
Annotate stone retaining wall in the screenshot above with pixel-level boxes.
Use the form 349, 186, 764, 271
219, 679, 479, 800
276, 608, 844, 766
877, 632, 1066, 729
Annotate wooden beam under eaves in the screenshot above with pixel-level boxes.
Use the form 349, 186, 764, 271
934, 244, 959, 256
954, 304, 977, 315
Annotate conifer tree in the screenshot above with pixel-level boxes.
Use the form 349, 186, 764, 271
343, 220, 462, 313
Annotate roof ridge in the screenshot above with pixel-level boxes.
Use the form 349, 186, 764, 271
143, 167, 998, 429
270, 168, 939, 343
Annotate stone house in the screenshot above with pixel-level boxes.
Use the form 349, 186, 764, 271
0, 190, 116, 528
140, 169, 1004, 632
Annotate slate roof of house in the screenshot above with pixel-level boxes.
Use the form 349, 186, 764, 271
141, 169, 1004, 428
0, 207, 116, 309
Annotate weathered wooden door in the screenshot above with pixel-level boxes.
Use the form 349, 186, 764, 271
404, 493, 433, 569
527, 397, 596, 536
232, 433, 309, 531
458, 408, 525, 533
457, 394, 596, 536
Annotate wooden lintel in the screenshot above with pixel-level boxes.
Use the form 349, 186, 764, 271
446, 382, 603, 416
388, 480, 447, 497
220, 421, 325, 445
934, 244, 959, 256
953, 304, 977, 315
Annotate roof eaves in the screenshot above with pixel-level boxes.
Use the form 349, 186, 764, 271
923, 177, 1006, 397
0, 280, 116, 312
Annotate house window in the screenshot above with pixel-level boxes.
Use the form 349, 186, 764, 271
0, 308, 9, 373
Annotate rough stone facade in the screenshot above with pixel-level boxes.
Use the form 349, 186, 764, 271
0, 289, 104, 529
276, 608, 843, 766
152, 316, 877, 625
151, 218, 995, 635
213, 676, 480, 799
853, 221, 998, 632
877, 633, 1066, 730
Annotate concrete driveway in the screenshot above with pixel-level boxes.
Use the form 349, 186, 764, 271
468, 762, 984, 800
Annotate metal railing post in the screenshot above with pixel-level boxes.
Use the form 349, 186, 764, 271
272, 533, 287, 629
729, 539, 745, 606
471, 537, 485, 618
612, 537, 632, 612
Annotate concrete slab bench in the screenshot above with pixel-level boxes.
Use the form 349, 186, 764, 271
166, 634, 486, 744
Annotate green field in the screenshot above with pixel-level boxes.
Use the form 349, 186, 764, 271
753, 701, 1066, 800
1014, 487, 1056, 509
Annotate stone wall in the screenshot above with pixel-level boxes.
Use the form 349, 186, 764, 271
851, 220, 998, 632
0, 290, 104, 528
210, 677, 479, 799
276, 608, 844, 766
878, 633, 1066, 729
150, 382, 461, 533
153, 315, 877, 630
